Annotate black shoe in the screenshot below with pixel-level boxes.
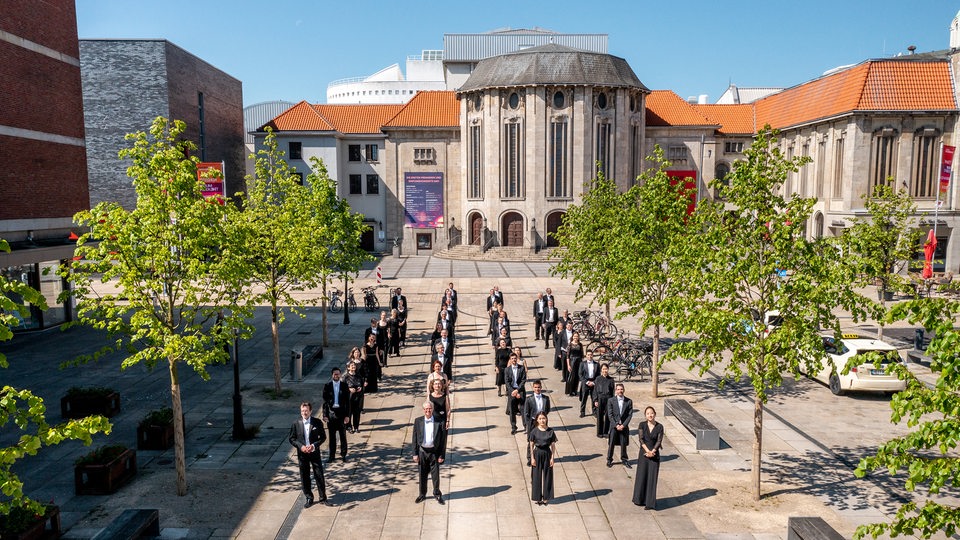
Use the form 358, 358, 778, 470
606, 461, 613, 468
304, 499, 314, 508
319, 498, 333, 507
526, 460, 531, 466
341, 456, 348, 463
535, 500, 543, 506
623, 461, 632, 469
415, 495, 426, 503
328, 456, 335, 463
510, 427, 517, 434
579, 412, 585, 418
436, 494, 444, 505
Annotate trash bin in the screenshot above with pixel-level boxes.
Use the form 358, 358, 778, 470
290, 349, 303, 382
914, 329, 925, 351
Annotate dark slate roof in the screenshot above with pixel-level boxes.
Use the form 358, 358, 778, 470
457, 43, 648, 92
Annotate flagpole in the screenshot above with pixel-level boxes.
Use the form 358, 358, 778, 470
935, 143, 943, 239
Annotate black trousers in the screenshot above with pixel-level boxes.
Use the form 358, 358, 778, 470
534, 313, 543, 338
607, 428, 630, 462
543, 322, 556, 347
418, 448, 442, 496
579, 380, 596, 414
298, 454, 326, 500
348, 393, 363, 430
327, 415, 348, 458
596, 396, 611, 436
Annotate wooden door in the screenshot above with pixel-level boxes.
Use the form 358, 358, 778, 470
502, 212, 523, 247
470, 213, 483, 245
546, 211, 564, 247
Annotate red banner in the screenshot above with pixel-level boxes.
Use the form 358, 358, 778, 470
197, 162, 225, 204
667, 170, 698, 215
939, 145, 954, 196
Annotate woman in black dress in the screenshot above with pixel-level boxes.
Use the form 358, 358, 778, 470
362, 333, 381, 393
396, 301, 408, 348
428, 379, 451, 432
565, 333, 583, 396
376, 311, 389, 367
633, 406, 664, 510
344, 360, 365, 433
388, 308, 401, 357
528, 411, 558, 506
493, 338, 511, 397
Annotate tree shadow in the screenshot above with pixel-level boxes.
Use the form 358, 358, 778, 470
657, 487, 718, 509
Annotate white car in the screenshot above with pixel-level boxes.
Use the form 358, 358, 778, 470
810, 334, 906, 395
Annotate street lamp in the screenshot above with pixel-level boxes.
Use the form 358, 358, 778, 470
342, 274, 350, 325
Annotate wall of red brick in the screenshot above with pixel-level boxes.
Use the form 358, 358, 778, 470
0, 0, 80, 57
0, 41, 86, 138
0, 135, 89, 220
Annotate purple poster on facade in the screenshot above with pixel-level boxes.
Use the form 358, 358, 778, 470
404, 172, 444, 228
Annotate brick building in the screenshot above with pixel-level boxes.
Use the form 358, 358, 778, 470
0, 0, 88, 329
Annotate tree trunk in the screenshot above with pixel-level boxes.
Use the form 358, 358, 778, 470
271, 302, 282, 393
651, 324, 660, 398
169, 358, 187, 496
876, 284, 886, 341
321, 281, 329, 347
752, 394, 763, 501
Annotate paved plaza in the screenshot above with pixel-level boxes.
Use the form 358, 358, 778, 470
1, 255, 953, 539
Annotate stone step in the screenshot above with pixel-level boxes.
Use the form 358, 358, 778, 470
435, 245, 559, 262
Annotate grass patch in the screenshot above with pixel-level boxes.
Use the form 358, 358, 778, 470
260, 387, 294, 400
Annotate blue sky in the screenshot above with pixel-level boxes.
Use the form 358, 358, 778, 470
76, 1, 959, 107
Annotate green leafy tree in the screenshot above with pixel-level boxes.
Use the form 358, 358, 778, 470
842, 183, 922, 340
1, 240, 111, 516
64, 117, 249, 496
238, 129, 332, 392
854, 297, 960, 539
552, 148, 696, 397
671, 127, 871, 500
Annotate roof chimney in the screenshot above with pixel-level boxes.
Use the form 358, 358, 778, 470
907, 45, 917, 54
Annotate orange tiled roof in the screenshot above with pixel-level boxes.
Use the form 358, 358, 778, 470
694, 104, 755, 135
262, 100, 334, 131
645, 90, 716, 127
755, 60, 956, 129
384, 91, 460, 128
312, 104, 404, 134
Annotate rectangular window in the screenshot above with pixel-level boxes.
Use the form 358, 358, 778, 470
724, 141, 743, 153
349, 174, 362, 194
911, 132, 939, 198
366, 174, 380, 195
870, 130, 898, 190
502, 122, 522, 198
816, 140, 826, 198
596, 122, 612, 178
348, 145, 362, 162
365, 144, 378, 162
832, 136, 845, 198
784, 145, 794, 196
548, 121, 568, 198
289, 142, 302, 160
667, 145, 687, 164
799, 143, 810, 196
630, 125, 641, 186
469, 126, 482, 199
414, 148, 436, 164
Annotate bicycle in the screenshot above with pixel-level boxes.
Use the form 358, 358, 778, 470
347, 288, 358, 312
362, 286, 379, 312
328, 288, 343, 312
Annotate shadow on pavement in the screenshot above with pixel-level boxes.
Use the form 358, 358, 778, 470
658, 487, 718, 509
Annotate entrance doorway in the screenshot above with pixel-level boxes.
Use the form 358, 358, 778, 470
469, 212, 483, 246
501, 212, 524, 247
545, 211, 565, 247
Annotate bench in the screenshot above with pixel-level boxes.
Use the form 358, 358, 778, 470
787, 516, 843, 540
663, 398, 720, 450
289, 344, 323, 381
92, 508, 160, 540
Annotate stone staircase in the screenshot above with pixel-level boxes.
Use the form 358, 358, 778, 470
435, 244, 559, 262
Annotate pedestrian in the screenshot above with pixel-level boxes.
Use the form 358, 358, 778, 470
504, 352, 526, 434
493, 338, 511, 397
289, 402, 332, 507
532, 292, 546, 340
345, 346, 366, 414
376, 311, 389, 366
593, 363, 615, 438
396, 300, 408, 348
362, 332, 381, 393
412, 401, 446, 505
388, 308, 401, 357
565, 333, 583, 396
426, 359, 450, 396
578, 351, 599, 417
344, 361, 364, 433
606, 382, 633, 468
633, 406, 664, 510
528, 411, 558, 506
542, 299, 558, 348
429, 378, 452, 433
322, 367, 350, 463
522, 380, 551, 465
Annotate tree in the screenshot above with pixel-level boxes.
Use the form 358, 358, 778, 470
854, 297, 960, 539
671, 127, 871, 500
552, 148, 697, 397
1, 239, 111, 516
842, 183, 922, 340
64, 117, 249, 496
238, 129, 332, 392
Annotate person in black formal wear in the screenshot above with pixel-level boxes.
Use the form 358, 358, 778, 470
522, 380, 551, 466
504, 352, 526, 434
395, 300, 408, 348
390, 287, 407, 310
376, 311, 390, 366
412, 401, 446, 505
528, 411, 558, 506
532, 292, 546, 340
446, 282, 458, 307
322, 367, 350, 463
289, 402, 332, 507
543, 287, 554, 305
592, 363, 615, 438
542, 300, 559, 348
606, 382, 633, 468
432, 341, 454, 383
578, 352, 599, 417
343, 361, 365, 433
633, 405, 664, 510
493, 338, 511, 397
555, 321, 571, 373
361, 332, 381, 393
565, 333, 584, 397
388, 308, 402, 357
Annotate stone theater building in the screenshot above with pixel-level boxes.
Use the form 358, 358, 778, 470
264, 19, 960, 271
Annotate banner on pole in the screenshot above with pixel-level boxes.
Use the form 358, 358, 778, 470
939, 145, 955, 196
198, 161, 226, 204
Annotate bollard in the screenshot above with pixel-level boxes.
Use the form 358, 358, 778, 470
290, 349, 303, 382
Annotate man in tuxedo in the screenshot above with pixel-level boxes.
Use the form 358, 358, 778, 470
493, 285, 504, 307
504, 353, 526, 434
437, 309, 454, 334
522, 380, 551, 465
390, 287, 407, 310
541, 300, 559, 348
606, 383, 634, 468
446, 282, 458, 307
289, 402, 331, 507
578, 351, 599, 417
322, 367, 350, 463
544, 287, 554, 305
532, 292, 546, 340
593, 363, 616, 438
432, 342, 454, 382
556, 321, 573, 373
412, 401, 446, 505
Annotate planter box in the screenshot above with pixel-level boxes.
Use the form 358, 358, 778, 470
137, 423, 174, 451
60, 392, 121, 419
0, 505, 61, 540
75, 448, 137, 495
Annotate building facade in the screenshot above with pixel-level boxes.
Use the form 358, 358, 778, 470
81, 39, 245, 208
0, 0, 88, 329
